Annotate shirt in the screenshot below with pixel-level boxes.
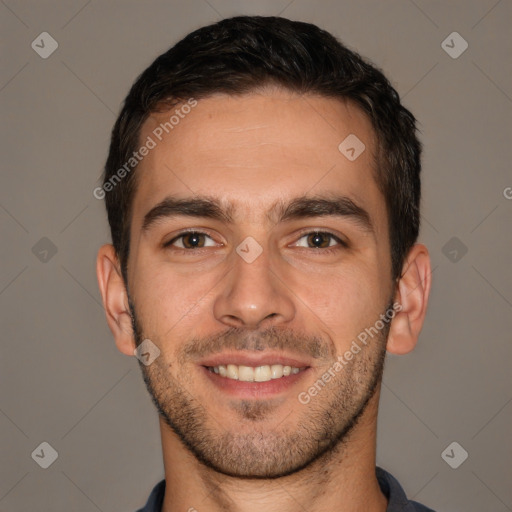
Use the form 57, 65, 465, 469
135, 466, 436, 511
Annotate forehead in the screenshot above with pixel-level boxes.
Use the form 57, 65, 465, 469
132, 90, 384, 229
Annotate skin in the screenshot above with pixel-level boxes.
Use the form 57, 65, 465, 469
97, 88, 431, 512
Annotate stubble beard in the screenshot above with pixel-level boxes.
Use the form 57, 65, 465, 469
130, 298, 389, 479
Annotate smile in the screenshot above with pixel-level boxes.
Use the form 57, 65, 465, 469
206, 364, 307, 382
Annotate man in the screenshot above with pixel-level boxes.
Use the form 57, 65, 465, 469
96, 15, 434, 512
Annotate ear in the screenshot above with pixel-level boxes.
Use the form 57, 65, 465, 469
96, 244, 135, 356
387, 244, 432, 355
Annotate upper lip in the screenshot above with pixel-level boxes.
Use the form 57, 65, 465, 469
198, 351, 312, 368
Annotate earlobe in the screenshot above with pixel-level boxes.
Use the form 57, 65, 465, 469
96, 244, 136, 356
387, 244, 432, 355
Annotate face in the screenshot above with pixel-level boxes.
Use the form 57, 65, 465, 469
126, 89, 395, 478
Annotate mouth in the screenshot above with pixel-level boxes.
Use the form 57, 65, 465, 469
199, 352, 312, 398
205, 363, 307, 382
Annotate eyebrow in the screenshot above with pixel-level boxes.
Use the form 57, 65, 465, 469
141, 193, 374, 234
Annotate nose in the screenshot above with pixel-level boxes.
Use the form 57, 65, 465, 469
213, 241, 296, 330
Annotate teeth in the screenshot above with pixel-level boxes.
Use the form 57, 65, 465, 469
254, 365, 271, 382
226, 364, 239, 380
271, 364, 283, 379
238, 365, 254, 382
208, 363, 305, 382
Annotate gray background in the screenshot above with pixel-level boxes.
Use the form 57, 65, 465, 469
1, 1, 511, 511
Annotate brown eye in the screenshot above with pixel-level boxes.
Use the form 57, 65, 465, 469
165, 231, 216, 249
307, 232, 331, 248
295, 231, 346, 250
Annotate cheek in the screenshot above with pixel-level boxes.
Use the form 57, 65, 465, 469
284, 262, 387, 350
130, 259, 218, 339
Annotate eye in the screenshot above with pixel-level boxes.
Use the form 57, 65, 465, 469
163, 230, 346, 253
294, 231, 347, 252
164, 231, 218, 249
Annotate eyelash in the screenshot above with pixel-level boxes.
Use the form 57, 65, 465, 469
163, 229, 348, 254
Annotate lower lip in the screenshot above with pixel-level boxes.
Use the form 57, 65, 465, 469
201, 366, 311, 398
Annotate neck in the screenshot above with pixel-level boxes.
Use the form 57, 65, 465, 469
159, 388, 387, 512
